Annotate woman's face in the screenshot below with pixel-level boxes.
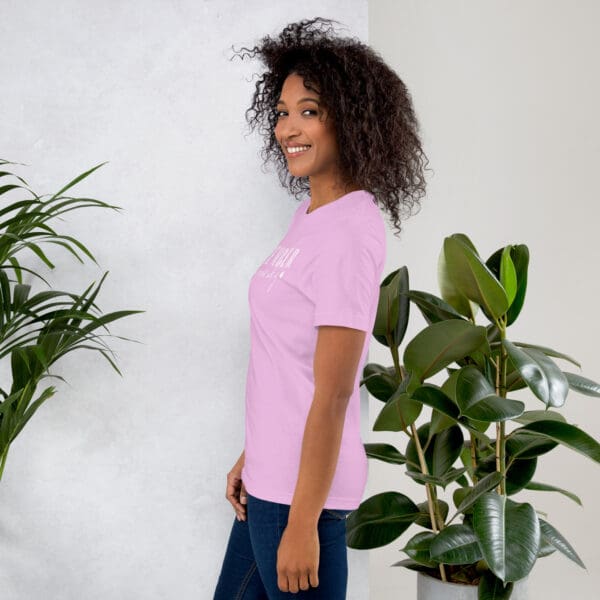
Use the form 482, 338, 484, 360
274, 72, 340, 182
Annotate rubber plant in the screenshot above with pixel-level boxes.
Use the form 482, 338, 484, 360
0, 158, 142, 482
347, 233, 600, 599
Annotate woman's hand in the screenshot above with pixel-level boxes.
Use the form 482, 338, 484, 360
276, 522, 320, 592
226, 451, 247, 521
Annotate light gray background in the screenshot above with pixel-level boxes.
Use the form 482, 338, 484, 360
0, 1, 598, 599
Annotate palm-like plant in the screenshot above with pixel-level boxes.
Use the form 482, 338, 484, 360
348, 233, 600, 599
0, 159, 142, 482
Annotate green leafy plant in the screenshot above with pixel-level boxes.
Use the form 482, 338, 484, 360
0, 158, 143, 482
348, 233, 600, 599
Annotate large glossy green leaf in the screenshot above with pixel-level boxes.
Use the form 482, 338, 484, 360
525, 481, 582, 506
430, 407, 457, 435
389, 558, 431, 571
429, 523, 483, 564
406, 423, 464, 485
406, 467, 467, 489
539, 518, 585, 568
373, 390, 422, 431
449, 472, 504, 522
438, 372, 497, 440
505, 430, 558, 459
443, 235, 509, 322
414, 499, 449, 530
362, 364, 398, 401
512, 342, 580, 368
503, 340, 568, 408
411, 383, 459, 435
411, 384, 460, 420
431, 425, 465, 477
516, 420, 600, 464
454, 365, 524, 423
345, 491, 419, 549
499, 246, 517, 307
455, 365, 495, 407
476, 455, 537, 495
363, 442, 406, 465
401, 289, 466, 325
504, 458, 538, 495
538, 534, 557, 558
462, 394, 525, 423
363, 443, 406, 465
486, 244, 529, 327
478, 570, 515, 600
473, 493, 540, 582
374, 267, 410, 347
404, 319, 488, 381
402, 531, 438, 566
513, 410, 566, 425
563, 372, 600, 397
453, 486, 472, 512
438, 236, 478, 319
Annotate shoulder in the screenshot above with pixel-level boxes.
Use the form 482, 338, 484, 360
339, 198, 386, 253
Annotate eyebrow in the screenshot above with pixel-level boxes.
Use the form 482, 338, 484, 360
276, 97, 320, 106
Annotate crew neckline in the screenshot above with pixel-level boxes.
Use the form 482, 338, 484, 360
301, 189, 371, 217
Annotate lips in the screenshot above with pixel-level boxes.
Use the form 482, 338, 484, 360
286, 145, 311, 157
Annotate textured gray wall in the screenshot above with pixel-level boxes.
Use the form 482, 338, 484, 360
368, 1, 600, 598
0, 1, 369, 599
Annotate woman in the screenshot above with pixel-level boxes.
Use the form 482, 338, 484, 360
214, 17, 428, 599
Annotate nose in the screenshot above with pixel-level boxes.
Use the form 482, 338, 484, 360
276, 114, 302, 141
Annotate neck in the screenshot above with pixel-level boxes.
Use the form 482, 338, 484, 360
307, 177, 361, 212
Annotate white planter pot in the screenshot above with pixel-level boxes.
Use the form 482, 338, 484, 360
417, 572, 528, 600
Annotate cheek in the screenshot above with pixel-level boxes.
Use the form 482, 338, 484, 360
322, 133, 339, 159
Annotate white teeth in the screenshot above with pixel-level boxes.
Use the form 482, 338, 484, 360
288, 145, 310, 154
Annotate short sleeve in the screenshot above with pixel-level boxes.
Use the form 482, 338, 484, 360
312, 228, 382, 332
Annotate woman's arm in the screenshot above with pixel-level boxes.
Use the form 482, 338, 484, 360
287, 324, 367, 527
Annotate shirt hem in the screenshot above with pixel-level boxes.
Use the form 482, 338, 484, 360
313, 311, 370, 332
243, 479, 362, 510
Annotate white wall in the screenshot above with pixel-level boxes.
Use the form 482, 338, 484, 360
0, 1, 370, 599
368, 1, 600, 598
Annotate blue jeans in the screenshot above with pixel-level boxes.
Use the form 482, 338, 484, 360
213, 493, 353, 599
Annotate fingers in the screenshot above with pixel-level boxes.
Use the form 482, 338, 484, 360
225, 474, 247, 521
298, 572, 311, 591
278, 571, 315, 593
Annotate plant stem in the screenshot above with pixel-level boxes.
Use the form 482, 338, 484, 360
469, 433, 478, 483
409, 421, 447, 582
495, 421, 506, 495
392, 337, 445, 580
494, 320, 508, 496
389, 336, 401, 379
432, 486, 446, 532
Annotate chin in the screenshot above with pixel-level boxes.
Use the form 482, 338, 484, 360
288, 168, 310, 178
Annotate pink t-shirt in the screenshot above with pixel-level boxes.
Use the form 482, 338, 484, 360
241, 189, 387, 509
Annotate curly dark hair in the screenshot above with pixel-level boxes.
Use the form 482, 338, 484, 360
230, 17, 431, 237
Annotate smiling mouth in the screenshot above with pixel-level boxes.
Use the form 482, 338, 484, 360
286, 145, 311, 157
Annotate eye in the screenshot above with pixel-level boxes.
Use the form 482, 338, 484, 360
274, 109, 318, 118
